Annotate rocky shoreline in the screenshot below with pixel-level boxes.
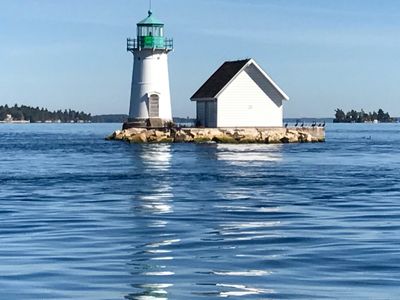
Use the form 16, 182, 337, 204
106, 127, 325, 144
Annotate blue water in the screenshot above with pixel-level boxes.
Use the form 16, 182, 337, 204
0, 123, 399, 300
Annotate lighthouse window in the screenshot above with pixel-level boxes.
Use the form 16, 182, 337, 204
153, 27, 160, 36
138, 26, 163, 37
139, 26, 149, 36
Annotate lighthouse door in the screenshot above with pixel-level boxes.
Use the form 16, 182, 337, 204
149, 94, 159, 118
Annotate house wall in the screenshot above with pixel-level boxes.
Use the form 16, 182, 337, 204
197, 101, 217, 127
217, 64, 284, 127
196, 102, 205, 126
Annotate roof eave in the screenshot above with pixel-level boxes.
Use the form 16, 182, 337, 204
137, 22, 164, 26
249, 59, 290, 101
190, 97, 217, 102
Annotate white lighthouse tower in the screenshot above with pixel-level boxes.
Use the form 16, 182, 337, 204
124, 10, 174, 129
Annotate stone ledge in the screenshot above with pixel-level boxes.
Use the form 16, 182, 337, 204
106, 127, 325, 144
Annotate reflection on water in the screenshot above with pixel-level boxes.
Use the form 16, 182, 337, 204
126, 143, 299, 299
214, 205, 281, 213
211, 270, 271, 276
217, 283, 274, 297
215, 144, 283, 165
127, 145, 175, 300
216, 221, 281, 241
139, 144, 172, 171
135, 145, 173, 215
135, 187, 173, 215
128, 283, 171, 300
194, 283, 274, 298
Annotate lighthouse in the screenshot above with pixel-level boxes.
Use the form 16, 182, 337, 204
124, 10, 174, 129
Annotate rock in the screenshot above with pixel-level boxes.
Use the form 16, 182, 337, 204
186, 129, 196, 138
139, 132, 148, 142
105, 130, 125, 140
288, 133, 300, 143
128, 132, 147, 143
145, 129, 156, 138
240, 128, 261, 142
181, 129, 195, 139
193, 136, 212, 143
233, 130, 245, 140
238, 138, 258, 143
279, 136, 288, 143
146, 130, 168, 142
212, 135, 238, 143
298, 132, 312, 143
267, 132, 284, 143
243, 128, 260, 137
151, 136, 167, 143
174, 131, 194, 142
207, 129, 223, 137
196, 130, 205, 136
158, 137, 174, 143
259, 130, 270, 142
155, 130, 167, 138
286, 130, 298, 135
224, 129, 236, 136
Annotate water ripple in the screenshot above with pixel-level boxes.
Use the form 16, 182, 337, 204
0, 123, 399, 299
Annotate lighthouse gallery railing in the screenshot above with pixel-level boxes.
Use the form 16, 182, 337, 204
127, 38, 173, 51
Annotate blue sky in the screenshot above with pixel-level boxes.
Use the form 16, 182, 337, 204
1, 0, 399, 117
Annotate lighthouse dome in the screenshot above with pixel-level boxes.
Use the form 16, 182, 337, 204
134, 10, 170, 49
137, 10, 164, 26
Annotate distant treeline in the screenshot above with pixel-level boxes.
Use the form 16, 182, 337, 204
91, 114, 128, 123
90, 115, 196, 124
0, 104, 91, 123
0, 104, 197, 124
334, 108, 394, 123
173, 117, 196, 125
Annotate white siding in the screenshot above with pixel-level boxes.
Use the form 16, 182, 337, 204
129, 50, 172, 121
217, 64, 283, 127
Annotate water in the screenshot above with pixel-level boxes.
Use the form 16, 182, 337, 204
0, 123, 399, 300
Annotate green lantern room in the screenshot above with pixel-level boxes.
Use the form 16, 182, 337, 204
135, 10, 172, 50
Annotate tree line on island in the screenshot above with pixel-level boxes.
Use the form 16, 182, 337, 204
9, 104, 395, 125
0, 104, 91, 123
0, 104, 197, 124
334, 108, 395, 123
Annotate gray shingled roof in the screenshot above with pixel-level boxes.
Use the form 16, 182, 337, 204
191, 59, 250, 99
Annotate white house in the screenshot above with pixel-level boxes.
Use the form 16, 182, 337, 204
190, 59, 289, 128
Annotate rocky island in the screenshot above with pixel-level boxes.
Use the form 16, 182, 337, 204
106, 126, 325, 144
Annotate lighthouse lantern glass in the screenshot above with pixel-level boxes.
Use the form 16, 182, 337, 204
137, 24, 165, 49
